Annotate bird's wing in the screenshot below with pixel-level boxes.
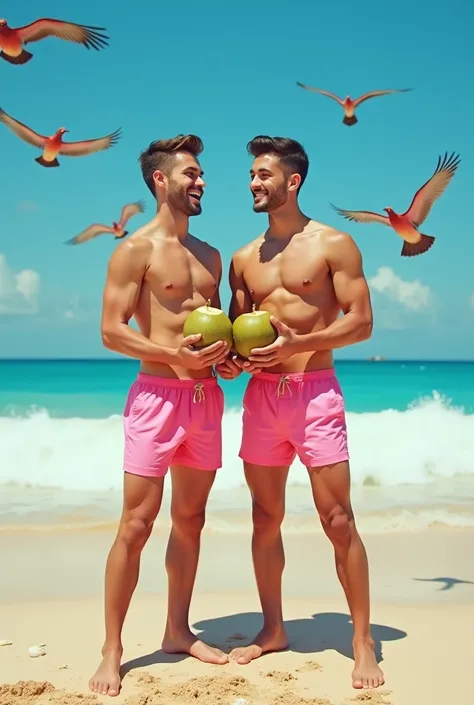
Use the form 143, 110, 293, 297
330, 203, 391, 226
65, 223, 114, 245
119, 200, 146, 226
403, 151, 461, 226
16, 18, 109, 50
59, 128, 122, 156
296, 82, 343, 105
0, 108, 45, 147
352, 88, 412, 108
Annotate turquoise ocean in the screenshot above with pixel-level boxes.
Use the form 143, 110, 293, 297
1, 359, 473, 534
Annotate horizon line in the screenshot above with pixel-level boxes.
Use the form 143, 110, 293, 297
1, 357, 473, 364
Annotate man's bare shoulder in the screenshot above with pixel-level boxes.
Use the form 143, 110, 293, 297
109, 230, 153, 270
231, 236, 263, 267
311, 225, 362, 258
312, 227, 365, 276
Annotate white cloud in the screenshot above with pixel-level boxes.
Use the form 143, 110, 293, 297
368, 266, 432, 311
0, 253, 40, 315
62, 295, 89, 323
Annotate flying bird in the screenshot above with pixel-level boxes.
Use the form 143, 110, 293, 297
296, 82, 412, 126
0, 17, 108, 64
0, 107, 121, 167
331, 152, 461, 257
66, 202, 146, 245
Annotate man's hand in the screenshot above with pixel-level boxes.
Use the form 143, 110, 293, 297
215, 354, 243, 380
242, 317, 297, 373
175, 335, 229, 370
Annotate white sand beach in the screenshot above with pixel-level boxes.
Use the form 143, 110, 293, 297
1, 523, 473, 705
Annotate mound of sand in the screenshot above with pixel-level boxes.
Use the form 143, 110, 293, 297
125, 673, 257, 705
0, 681, 98, 705
0, 675, 392, 705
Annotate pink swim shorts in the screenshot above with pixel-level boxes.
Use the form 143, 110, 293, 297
239, 368, 349, 468
123, 373, 224, 477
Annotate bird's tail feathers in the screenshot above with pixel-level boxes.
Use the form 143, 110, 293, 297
35, 155, 59, 168
343, 114, 358, 126
115, 231, 128, 240
401, 234, 435, 257
0, 49, 33, 65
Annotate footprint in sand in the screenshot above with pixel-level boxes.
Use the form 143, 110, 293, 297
348, 691, 392, 704
263, 670, 298, 684
296, 660, 323, 673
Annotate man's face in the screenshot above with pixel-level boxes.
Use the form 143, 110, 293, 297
250, 154, 289, 213
167, 152, 205, 216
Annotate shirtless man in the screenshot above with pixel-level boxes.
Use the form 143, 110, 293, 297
89, 134, 230, 698
216, 135, 384, 690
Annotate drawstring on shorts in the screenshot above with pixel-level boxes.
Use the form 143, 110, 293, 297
193, 382, 205, 403
276, 375, 292, 397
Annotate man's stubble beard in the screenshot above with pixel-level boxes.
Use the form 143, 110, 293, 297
168, 180, 202, 217
252, 185, 288, 213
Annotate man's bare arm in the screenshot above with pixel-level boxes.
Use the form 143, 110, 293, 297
101, 239, 176, 363
228, 247, 254, 321
295, 232, 373, 352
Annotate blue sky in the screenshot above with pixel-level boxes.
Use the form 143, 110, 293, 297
0, 0, 473, 360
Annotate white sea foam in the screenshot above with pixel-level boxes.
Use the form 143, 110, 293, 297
0, 393, 473, 532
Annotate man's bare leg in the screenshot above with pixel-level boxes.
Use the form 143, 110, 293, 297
230, 463, 290, 664
161, 464, 228, 664
308, 461, 384, 689
89, 472, 164, 697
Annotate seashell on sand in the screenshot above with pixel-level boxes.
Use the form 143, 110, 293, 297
28, 644, 47, 658
0, 640, 13, 646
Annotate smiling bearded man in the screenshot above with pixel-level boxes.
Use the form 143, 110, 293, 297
89, 134, 231, 698
216, 135, 383, 691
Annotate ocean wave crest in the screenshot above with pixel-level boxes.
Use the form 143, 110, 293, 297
0, 392, 473, 492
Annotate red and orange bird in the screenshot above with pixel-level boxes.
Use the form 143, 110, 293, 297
66, 202, 146, 245
331, 152, 461, 257
0, 107, 121, 167
0, 17, 108, 64
296, 82, 412, 126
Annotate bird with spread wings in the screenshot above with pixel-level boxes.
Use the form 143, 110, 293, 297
0, 17, 108, 64
66, 202, 146, 245
296, 82, 412, 126
331, 152, 461, 257
0, 107, 121, 167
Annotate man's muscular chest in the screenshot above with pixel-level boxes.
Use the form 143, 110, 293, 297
244, 240, 329, 301
146, 244, 218, 303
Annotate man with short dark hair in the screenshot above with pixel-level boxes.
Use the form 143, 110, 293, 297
217, 135, 384, 690
89, 134, 230, 698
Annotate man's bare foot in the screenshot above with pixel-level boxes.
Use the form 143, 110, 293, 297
89, 648, 122, 697
352, 638, 385, 689
162, 628, 228, 665
229, 625, 289, 664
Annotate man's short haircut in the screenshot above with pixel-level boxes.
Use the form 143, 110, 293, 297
139, 134, 203, 196
246, 135, 309, 191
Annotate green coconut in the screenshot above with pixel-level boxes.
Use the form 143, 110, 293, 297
182, 299, 234, 349
232, 304, 278, 359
